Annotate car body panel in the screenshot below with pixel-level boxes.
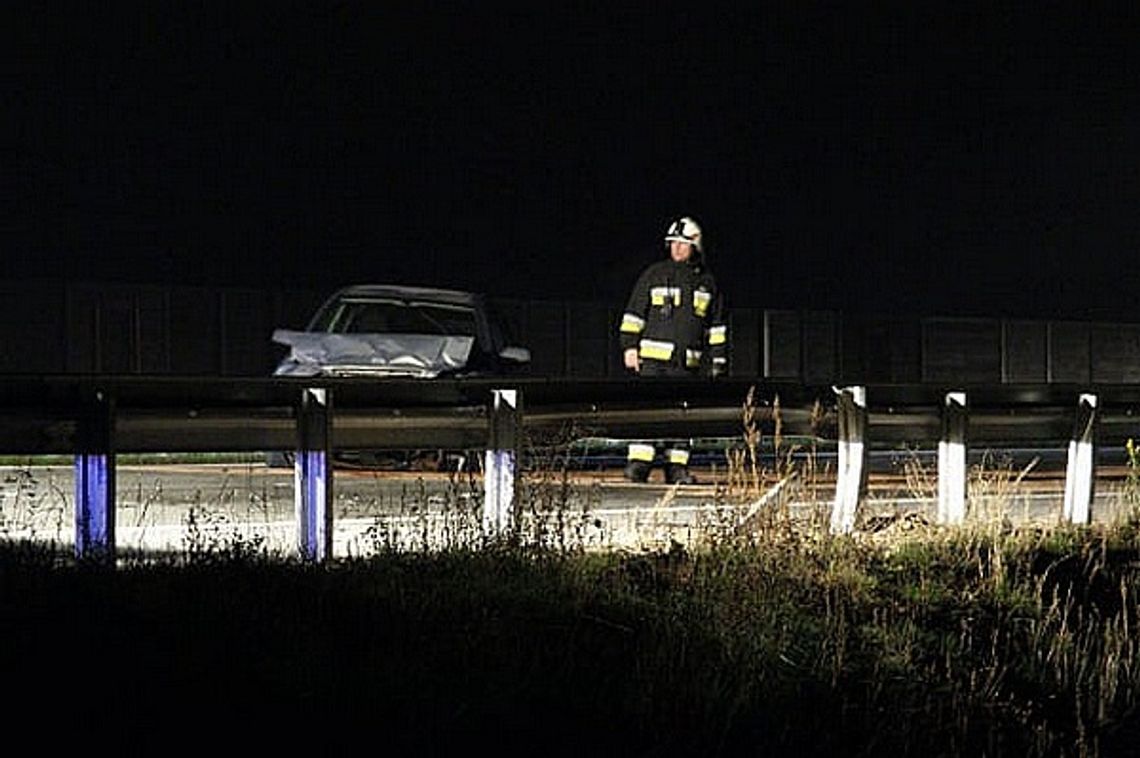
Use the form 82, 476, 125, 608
272, 331, 476, 378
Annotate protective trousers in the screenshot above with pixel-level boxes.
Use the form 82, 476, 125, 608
624, 359, 697, 484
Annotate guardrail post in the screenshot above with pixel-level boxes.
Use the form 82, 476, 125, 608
937, 391, 968, 525
295, 387, 333, 561
75, 388, 115, 562
830, 386, 866, 535
1063, 392, 1098, 525
484, 388, 519, 538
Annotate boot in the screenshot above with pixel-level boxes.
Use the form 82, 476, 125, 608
665, 464, 697, 485
624, 460, 651, 483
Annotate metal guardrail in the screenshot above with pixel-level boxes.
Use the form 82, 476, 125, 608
4, 374, 1140, 450
2, 374, 1139, 560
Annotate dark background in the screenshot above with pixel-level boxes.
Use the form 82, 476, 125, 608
6, 5, 1139, 320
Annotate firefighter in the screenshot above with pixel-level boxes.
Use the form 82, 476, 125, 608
618, 215, 728, 484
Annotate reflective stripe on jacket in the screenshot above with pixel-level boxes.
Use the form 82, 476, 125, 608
619, 258, 727, 372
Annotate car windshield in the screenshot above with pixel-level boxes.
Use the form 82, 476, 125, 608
315, 297, 479, 338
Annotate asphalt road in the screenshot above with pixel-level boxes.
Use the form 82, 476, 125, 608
1, 460, 1135, 558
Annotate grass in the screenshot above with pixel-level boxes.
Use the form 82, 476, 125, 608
2, 410, 1140, 755
3, 521, 1140, 755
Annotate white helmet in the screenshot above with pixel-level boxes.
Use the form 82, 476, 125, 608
664, 216, 703, 253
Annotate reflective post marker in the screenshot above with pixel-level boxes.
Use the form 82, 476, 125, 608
1063, 393, 1098, 525
295, 387, 333, 562
75, 389, 115, 562
830, 386, 867, 535
937, 391, 968, 526
484, 388, 519, 538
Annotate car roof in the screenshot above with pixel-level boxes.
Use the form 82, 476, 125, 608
330, 284, 484, 307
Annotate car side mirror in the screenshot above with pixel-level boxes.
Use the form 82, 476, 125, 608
499, 346, 531, 364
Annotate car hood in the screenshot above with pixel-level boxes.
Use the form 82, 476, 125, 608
272, 330, 475, 378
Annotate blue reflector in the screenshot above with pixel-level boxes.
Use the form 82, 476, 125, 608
296, 450, 328, 561
75, 454, 111, 558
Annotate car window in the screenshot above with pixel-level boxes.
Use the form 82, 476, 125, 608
323, 298, 478, 337
407, 301, 478, 337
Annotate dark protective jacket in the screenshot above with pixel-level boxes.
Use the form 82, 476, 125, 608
619, 256, 728, 375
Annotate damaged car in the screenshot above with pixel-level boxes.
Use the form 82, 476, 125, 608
267, 284, 531, 467
272, 284, 531, 379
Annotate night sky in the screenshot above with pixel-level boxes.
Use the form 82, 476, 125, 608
7, 5, 1140, 320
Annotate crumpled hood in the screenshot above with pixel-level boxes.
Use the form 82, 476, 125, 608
272, 330, 475, 378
